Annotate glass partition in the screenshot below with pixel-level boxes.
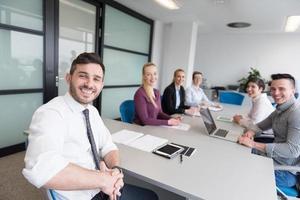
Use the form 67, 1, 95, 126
103, 48, 148, 85
101, 87, 139, 119
104, 5, 151, 53
0, 29, 43, 90
58, 0, 96, 95
0, 0, 43, 31
102, 5, 152, 119
0, 93, 43, 148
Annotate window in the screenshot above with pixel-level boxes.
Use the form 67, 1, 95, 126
101, 5, 153, 119
0, 0, 43, 150
58, 0, 97, 95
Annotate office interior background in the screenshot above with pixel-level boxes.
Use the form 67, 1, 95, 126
1, 0, 300, 157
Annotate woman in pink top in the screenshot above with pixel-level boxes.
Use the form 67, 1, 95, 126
134, 63, 181, 126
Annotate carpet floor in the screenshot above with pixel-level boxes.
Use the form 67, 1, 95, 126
0, 151, 43, 200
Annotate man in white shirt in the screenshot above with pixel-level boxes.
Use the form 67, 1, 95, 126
185, 71, 221, 110
23, 52, 158, 200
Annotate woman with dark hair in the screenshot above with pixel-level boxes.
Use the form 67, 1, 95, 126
161, 69, 198, 115
134, 63, 181, 126
233, 77, 274, 133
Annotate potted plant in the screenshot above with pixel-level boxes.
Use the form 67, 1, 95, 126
238, 67, 265, 92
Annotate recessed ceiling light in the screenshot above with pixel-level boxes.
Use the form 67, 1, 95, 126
154, 0, 181, 10
285, 16, 300, 32
227, 22, 251, 28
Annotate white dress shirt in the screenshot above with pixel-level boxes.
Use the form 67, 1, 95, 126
185, 85, 211, 107
175, 87, 180, 109
239, 93, 275, 134
22, 93, 118, 199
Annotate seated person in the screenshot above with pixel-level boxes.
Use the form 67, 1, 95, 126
238, 73, 300, 192
233, 78, 274, 137
185, 71, 221, 108
23, 52, 158, 200
134, 63, 181, 126
162, 69, 198, 115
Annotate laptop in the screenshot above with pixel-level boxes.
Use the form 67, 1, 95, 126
199, 107, 241, 142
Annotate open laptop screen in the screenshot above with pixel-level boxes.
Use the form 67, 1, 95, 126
200, 108, 217, 135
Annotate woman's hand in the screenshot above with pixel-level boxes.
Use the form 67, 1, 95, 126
168, 118, 181, 126
233, 115, 243, 124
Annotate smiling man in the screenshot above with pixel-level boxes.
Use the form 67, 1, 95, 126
238, 73, 300, 190
23, 53, 158, 200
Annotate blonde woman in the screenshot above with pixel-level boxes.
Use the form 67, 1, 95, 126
134, 63, 181, 126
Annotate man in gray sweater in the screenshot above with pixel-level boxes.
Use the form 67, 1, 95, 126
238, 73, 300, 189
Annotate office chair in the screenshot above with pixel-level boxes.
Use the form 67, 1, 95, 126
46, 189, 69, 200
275, 165, 300, 199
211, 86, 226, 97
23, 130, 30, 149
119, 100, 135, 123
219, 91, 245, 105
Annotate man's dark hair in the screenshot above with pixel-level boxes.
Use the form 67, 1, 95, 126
192, 71, 203, 80
70, 52, 105, 75
271, 73, 295, 87
246, 77, 265, 91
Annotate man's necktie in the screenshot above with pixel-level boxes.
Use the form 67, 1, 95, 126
82, 109, 108, 200
83, 109, 101, 170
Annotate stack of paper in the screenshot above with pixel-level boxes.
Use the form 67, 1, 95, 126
216, 116, 233, 123
208, 105, 223, 111
162, 123, 191, 131
112, 129, 144, 145
112, 129, 168, 152
128, 135, 168, 152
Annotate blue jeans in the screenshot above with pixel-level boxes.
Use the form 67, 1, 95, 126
275, 170, 297, 187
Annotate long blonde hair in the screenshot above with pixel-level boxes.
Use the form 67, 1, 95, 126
142, 62, 157, 107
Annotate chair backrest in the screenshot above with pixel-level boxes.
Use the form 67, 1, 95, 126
119, 100, 135, 123
219, 91, 245, 105
46, 189, 66, 200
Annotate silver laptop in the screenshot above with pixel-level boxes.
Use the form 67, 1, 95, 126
199, 107, 241, 142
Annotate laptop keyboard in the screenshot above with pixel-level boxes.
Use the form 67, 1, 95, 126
214, 129, 229, 137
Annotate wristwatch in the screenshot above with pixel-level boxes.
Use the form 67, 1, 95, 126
112, 166, 123, 173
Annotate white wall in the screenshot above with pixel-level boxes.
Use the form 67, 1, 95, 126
151, 20, 164, 88
159, 21, 198, 91
194, 33, 300, 88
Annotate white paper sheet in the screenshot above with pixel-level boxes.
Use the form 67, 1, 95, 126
216, 116, 233, 123
208, 105, 223, 111
112, 129, 144, 145
127, 135, 168, 152
162, 123, 191, 131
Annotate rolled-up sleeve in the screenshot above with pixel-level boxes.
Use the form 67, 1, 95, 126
97, 117, 118, 157
265, 113, 300, 159
101, 122, 118, 157
22, 108, 69, 188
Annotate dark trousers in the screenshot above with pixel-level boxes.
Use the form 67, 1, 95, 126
254, 133, 274, 144
92, 184, 158, 200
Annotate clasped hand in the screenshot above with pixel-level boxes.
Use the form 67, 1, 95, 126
238, 130, 255, 148
100, 161, 124, 200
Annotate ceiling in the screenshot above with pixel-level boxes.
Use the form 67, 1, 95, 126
114, 0, 300, 34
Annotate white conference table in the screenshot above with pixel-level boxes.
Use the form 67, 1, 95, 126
103, 103, 277, 200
